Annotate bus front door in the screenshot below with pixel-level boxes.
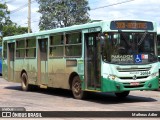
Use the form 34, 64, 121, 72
85, 33, 101, 89
8, 42, 15, 81
38, 38, 48, 85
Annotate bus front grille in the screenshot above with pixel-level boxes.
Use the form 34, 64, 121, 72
116, 67, 151, 72
119, 76, 148, 80
124, 85, 144, 88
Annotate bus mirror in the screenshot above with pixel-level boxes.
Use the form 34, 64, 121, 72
97, 33, 104, 39
113, 34, 119, 45
100, 36, 105, 46
97, 33, 106, 45
129, 35, 132, 40
113, 34, 118, 39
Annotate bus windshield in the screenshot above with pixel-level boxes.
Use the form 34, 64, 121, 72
102, 32, 158, 64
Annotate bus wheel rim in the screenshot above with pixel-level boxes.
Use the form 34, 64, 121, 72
73, 79, 81, 96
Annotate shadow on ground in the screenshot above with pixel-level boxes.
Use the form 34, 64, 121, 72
5, 85, 157, 104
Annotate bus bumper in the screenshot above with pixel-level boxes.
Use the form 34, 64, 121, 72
101, 77, 159, 92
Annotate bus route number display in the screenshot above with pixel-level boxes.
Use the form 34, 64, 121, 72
110, 21, 153, 30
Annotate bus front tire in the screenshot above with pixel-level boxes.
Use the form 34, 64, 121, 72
71, 76, 85, 99
115, 91, 130, 98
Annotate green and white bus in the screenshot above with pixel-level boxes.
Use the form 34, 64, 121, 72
2, 20, 159, 99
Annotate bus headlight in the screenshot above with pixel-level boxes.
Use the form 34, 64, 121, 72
151, 72, 159, 77
108, 74, 117, 80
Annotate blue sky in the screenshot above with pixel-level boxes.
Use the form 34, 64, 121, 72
3, 0, 160, 32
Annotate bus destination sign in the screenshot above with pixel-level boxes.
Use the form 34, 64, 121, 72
110, 21, 153, 30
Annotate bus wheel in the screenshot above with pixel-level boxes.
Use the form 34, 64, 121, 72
71, 76, 84, 99
21, 73, 29, 91
115, 91, 130, 98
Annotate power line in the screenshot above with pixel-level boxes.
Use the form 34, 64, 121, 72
10, 0, 36, 14
10, 3, 28, 14
11, 12, 39, 24
31, 20, 39, 23
91, 0, 136, 10
19, 20, 39, 26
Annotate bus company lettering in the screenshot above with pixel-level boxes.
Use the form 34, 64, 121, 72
11, 112, 42, 118
111, 55, 133, 62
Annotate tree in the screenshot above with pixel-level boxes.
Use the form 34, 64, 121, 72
37, 0, 90, 30
0, 2, 28, 36
2, 24, 28, 37
0, 2, 28, 45
0, 2, 10, 45
0, 24, 28, 45
0, 2, 11, 31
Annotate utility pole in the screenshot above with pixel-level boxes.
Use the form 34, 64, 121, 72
28, 0, 31, 33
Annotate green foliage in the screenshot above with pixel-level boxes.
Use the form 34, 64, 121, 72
0, 24, 28, 46
0, 2, 29, 46
2, 24, 28, 37
0, 2, 11, 30
37, 0, 90, 30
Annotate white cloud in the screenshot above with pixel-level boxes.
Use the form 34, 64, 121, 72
7, 4, 17, 11
89, 0, 160, 30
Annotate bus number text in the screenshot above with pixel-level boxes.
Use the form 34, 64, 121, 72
140, 71, 151, 76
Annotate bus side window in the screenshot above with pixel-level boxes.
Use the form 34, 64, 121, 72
49, 34, 64, 57
16, 40, 25, 58
65, 32, 82, 57
26, 38, 36, 58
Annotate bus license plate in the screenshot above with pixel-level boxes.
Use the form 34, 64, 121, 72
130, 82, 139, 86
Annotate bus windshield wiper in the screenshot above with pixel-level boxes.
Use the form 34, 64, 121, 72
138, 31, 148, 46
118, 30, 130, 47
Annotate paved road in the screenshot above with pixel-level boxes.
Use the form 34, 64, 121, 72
0, 77, 160, 111
0, 77, 160, 119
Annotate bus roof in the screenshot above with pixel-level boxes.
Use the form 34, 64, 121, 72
3, 20, 157, 41
3, 21, 104, 41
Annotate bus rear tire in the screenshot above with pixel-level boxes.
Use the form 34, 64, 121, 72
115, 91, 130, 98
21, 72, 30, 91
71, 76, 85, 99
